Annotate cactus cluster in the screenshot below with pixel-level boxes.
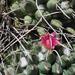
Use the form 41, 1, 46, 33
0, 0, 75, 75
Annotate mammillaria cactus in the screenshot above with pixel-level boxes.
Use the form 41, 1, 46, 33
66, 27, 75, 34
24, 0, 37, 15
63, 8, 74, 15
0, 0, 75, 75
52, 63, 62, 75
35, 10, 44, 19
61, 55, 71, 68
72, 0, 75, 9
47, 52, 56, 64
47, 0, 59, 11
37, 26, 46, 35
51, 19, 63, 28
26, 65, 39, 75
24, 15, 32, 25
38, 61, 51, 74
10, 1, 26, 17
60, 1, 70, 10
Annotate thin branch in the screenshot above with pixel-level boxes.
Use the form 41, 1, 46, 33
53, 50, 62, 65
12, 27, 29, 44
36, 0, 57, 33
44, 11, 61, 17
0, 29, 29, 53
2, 8, 20, 16
59, 29, 73, 50
63, 33, 73, 50
10, 31, 32, 60
3, 49, 20, 61
2, 18, 42, 53
56, 4, 71, 19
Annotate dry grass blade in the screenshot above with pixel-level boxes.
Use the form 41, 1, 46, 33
12, 27, 29, 44
2, 8, 20, 16
1, 18, 42, 56
0, 29, 29, 53
36, 0, 57, 33
53, 50, 62, 65
3, 49, 20, 61
10, 31, 32, 60
63, 34, 73, 50
56, 4, 71, 19
44, 11, 61, 17
59, 29, 73, 50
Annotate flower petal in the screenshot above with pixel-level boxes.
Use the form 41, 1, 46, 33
40, 32, 60, 50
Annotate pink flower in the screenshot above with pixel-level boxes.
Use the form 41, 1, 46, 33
40, 32, 60, 50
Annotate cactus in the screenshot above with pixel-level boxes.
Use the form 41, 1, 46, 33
61, 55, 71, 68
10, 1, 20, 10
68, 64, 75, 75
24, 15, 32, 25
60, 1, 70, 10
37, 26, 46, 35
63, 70, 68, 75
24, 0, 37, 15
26, 65, 39, 75
1, 0, 75, 75
47, 0, 59, 11
40, 73, 46, 75
70, 52, 75, 63
10, 1, 26, 17
66, 27, 75, 34
63, 8, 73, 15
51, 19, 63, 28
38, 61, 51, 74
52, 63, 62, 74
63, 70, 72, 75
35, 10, 44, 19
47, 52, 56, 64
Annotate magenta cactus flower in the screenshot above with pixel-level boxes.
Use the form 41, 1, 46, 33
40, 32, 60, 50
